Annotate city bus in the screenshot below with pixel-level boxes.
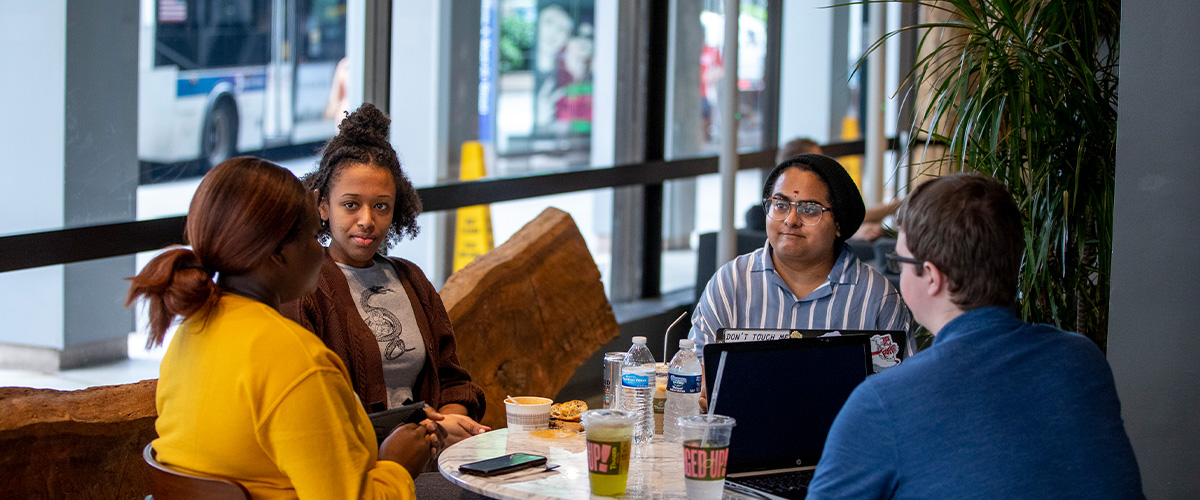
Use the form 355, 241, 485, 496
138, 0, 347, 174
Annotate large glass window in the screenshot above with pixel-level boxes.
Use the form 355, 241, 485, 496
0, 0, 361, 388
392, 0, 613, 291
661, 0, 773, 295
139, 0, 352, 183
492, 0, 594, 174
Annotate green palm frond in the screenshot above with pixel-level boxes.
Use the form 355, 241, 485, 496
860, 0, 1119, 348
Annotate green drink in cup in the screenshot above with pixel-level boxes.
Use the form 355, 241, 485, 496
679, 414, 736, 500
581, 409, 635, 496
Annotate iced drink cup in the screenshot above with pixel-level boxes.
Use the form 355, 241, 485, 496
679, 414, 736, 500
581, 409, 635, 496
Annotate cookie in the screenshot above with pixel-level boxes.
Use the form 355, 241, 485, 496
550, 400, 588, 422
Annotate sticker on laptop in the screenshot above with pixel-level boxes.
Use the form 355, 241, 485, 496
719, 329, 803, 342
871, 334, 902, 371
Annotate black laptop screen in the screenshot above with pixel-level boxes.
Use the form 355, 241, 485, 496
702, 337, 871, 473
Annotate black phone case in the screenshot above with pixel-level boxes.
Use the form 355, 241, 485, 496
458, 454, 548, 477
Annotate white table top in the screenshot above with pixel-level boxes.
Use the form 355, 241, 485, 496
438, 428, 752, 500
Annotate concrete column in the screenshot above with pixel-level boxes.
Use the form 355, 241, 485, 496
386, 2, 443, 281
777, 1, 834, 146
1108, 0, 1200, 496
662, 0, 702, 251
385, 1, 479, 286
604, 0, 650, 302
0, 1, 138, 370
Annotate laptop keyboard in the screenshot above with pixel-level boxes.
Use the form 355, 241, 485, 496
734, 469, 815, 499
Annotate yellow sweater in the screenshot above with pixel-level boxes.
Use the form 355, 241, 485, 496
153, 293, 415, 500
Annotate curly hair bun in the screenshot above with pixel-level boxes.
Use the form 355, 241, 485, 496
338, 103, 391, 146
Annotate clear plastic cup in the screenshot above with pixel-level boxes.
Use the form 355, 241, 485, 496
679, 414, 736, 500
581, 409, 635, 496
653, 362, 668, 435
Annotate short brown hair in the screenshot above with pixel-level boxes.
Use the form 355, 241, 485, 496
776, 137, 822, 164
896, 174, 1024, 310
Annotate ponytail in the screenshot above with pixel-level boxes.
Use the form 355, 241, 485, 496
125, 248, 221, 348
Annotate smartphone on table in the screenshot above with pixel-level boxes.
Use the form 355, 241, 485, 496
458, 453, 548, 477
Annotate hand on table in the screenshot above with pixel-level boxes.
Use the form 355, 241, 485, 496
421, 411, 491, 448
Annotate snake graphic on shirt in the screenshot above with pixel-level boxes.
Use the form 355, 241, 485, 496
361, 285, 415, 360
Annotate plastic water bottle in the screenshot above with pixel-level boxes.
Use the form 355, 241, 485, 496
663, 339, 703, 443
621, 336, 657, 444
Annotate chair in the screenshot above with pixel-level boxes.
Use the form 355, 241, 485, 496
870, 237, 901, 289
143, 444, 250, 500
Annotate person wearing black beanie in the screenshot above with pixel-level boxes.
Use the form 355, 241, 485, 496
688, 153, 914, 366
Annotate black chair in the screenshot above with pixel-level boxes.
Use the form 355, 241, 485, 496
143, 444, 250, 500
694, 229, 771, 300
870, 237, 901, 289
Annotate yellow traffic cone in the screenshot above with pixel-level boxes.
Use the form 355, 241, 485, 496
453, 141, 495, 272
837, 115, 864, 190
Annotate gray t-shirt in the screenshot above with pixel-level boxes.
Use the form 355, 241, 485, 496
338, 256, 427, 408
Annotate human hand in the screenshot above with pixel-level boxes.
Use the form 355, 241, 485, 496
853, 222, 885, 242
428, 413, 491, 448
418, 408, 449, 453
379, 423, 432, 476
699, 395, 708, 413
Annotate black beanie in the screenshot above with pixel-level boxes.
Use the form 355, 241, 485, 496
762, 153, 866, 243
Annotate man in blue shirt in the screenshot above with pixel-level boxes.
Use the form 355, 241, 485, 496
807, 174, 1143, 499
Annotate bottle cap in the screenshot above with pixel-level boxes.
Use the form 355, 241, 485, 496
632, 336, 647, 344
678, 339, 694, 349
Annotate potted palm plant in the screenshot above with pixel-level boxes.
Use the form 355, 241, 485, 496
864, 0, 1120, 349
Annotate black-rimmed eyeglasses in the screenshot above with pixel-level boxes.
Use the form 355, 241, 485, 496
763, 198, 832, 225
885, 252, 925, 275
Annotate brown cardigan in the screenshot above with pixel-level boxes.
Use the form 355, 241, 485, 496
281, 252, 485, 421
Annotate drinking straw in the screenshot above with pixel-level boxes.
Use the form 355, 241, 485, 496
703, 351, 729, 447
662, 311, 689, 362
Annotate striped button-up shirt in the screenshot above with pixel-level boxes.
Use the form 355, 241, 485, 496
689, 241, 914, 355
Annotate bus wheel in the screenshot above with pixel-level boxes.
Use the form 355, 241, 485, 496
201, 102, 237, 170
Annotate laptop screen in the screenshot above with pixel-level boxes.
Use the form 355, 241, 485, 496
702, 337, 871, 473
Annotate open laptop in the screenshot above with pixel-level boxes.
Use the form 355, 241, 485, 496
716, 327, 908, 373
702, 336, 872, 500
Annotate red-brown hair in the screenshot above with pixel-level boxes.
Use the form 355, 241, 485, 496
126, 157, 317, 347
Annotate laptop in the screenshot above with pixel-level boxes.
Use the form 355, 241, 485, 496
702, 336, 872, 500
716, 328, 908, 373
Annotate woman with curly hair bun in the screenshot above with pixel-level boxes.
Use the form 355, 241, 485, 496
128, 157, 434, 499
282, 103, 489, 449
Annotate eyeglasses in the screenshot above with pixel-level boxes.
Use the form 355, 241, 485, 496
885, 252, 926, 275
763, 198, 832, 225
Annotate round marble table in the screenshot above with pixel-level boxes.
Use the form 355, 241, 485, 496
438, 428, 720, 499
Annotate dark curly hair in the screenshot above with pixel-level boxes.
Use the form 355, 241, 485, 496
303, 103, 422, 251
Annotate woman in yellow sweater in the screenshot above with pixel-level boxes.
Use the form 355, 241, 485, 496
127, 157, 433, 499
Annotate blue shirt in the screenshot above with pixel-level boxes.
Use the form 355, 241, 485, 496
807, 306, 1144, 500
689, 242, 913, 354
